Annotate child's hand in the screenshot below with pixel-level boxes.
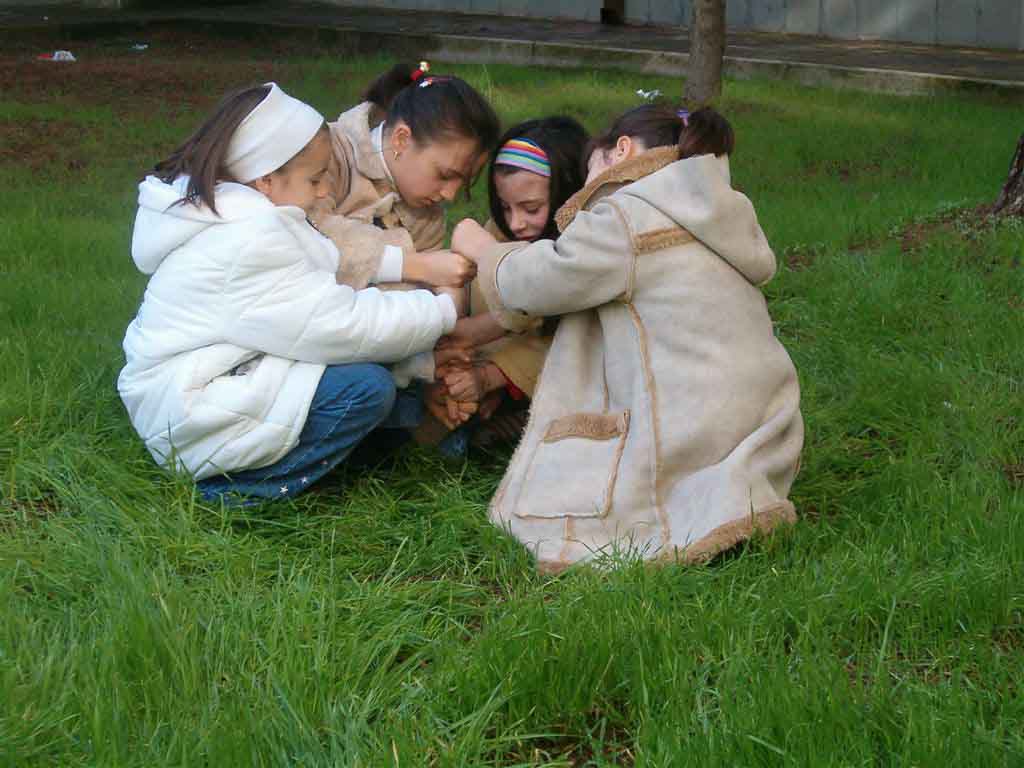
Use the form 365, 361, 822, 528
452, 219, 498, 263
444, 362, 505, 403
444, 367, 485, 403
435, 345, 472, 379
424, 381, 460, 430
446, 396, 477, 427
408, 249, 476, 287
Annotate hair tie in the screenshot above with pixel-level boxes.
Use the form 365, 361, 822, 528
677, 108, 690, 127
410, 61, 430, 82
418, 75, 452, 89
495, 138, 551, 178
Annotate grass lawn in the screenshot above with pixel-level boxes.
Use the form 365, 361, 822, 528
2, 22, 1023, 767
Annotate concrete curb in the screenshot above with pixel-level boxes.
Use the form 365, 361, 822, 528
10, 16, 1024, 100
386, 32, 1024, 98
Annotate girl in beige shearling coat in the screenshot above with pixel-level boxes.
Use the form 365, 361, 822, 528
453, 106, 804, 571
311, 63, 499, 294
310, 64, 500, 389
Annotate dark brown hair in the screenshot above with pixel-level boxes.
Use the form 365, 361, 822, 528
152, 84, 271, 215
488, 116, 589, 242
678, 108, 735, 159
587, 104, 734, 167
364, 63, 501, 193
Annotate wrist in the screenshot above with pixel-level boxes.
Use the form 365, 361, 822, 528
480, 362, 506, 394
403, 251, 426, 284
462, 315, 486, 346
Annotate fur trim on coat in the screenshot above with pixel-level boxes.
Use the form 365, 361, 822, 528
478, 151, 803, 570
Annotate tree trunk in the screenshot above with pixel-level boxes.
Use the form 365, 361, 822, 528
994, 132, 1024, 217
601, 0, 625, 25
684, 0, 726, 108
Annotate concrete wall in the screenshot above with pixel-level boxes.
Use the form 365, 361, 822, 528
349, 0, 599, 21
631, 0, 1024, 49
3, 0, 119, 5
315, 0, 1024, 50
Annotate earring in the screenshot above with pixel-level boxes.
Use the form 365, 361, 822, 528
393, 150, 402, 161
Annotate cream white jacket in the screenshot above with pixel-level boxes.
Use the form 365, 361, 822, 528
477, 149, 804, 571
118, 175, 454, 480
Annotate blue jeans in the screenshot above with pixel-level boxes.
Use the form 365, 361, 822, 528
197, 363, 420, 503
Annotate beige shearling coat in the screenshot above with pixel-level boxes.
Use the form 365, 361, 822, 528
311, 102, 446, 289
475, 147, 804, 571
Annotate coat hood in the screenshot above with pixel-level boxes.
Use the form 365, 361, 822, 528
130, 175, 279, 275
556, 147, 777, 286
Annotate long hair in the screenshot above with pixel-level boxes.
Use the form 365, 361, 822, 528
151, 84, 271, 214
487, 116, 589, 242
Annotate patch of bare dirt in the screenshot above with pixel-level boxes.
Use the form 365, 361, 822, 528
783, 243, 826, 271
0, 54, 279, 117
802, 158, 885, 183
0, 27, 318, 174
0, 23, 346, 117
0, 494, 60, 534
992, 620, 1024, 653
495, 714, 635, 767
0, 117, 83, 171
895, 202, 995, 253
848, 202, 1002, 255
1001, 461, 1024, 488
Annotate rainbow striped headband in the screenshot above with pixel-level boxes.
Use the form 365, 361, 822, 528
495, 138, 550, 177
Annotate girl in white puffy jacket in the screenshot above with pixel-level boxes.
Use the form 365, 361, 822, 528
118, 82, 459, 502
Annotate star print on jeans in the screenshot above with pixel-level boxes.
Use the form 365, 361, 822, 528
279, 485, 289, 495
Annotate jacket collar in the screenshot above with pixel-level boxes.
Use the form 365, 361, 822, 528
336, 102, 392, 185
555, 146, 679, 232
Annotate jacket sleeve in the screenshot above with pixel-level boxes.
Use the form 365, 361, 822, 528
221, 223, 455, 366
476, 198, 635, 319
310, 121, 391, 289
312, 212, 414, 290
469, 222, 548, 334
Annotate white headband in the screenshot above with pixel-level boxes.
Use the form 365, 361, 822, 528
224, 82, 325, 183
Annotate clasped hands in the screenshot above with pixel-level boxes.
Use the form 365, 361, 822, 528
426, 219, 502, 430
409, 218, 497, 289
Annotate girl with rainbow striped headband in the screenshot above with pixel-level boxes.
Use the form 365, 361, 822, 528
421, 117, 589, 449
487, 118, 589, 243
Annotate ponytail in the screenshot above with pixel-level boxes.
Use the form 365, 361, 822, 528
678, 107, 734, 159
362, 62, 419, 112
588, 103, 734, 164
588, 104, 683, 159
152, 84, 271, 214
362, 62, 500, 153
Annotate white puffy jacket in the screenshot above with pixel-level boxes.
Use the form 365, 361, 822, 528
118, 175, 455, 480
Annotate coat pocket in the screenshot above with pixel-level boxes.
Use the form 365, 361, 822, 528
513, 410, 630, 519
